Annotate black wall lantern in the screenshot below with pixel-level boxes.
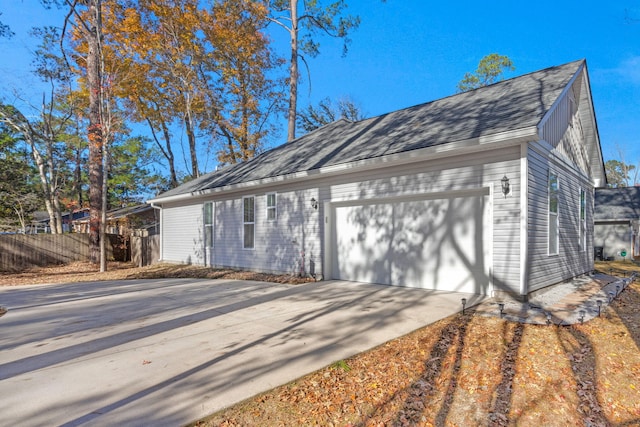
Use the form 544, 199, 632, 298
501, 175, 510, 198
310, 198, 318, 210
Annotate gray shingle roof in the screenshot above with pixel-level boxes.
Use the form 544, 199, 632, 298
594, 187, 640, 220
152, 60, 584, 201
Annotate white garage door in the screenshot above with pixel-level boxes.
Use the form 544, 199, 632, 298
331, 190, 492, 294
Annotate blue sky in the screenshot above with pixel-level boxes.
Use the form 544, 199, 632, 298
1, 0, 639, 173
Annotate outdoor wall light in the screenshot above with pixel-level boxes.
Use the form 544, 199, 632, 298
501, 175, 510, 198
310, 198, 318, 210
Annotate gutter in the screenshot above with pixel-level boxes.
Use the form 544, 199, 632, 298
148, 126, 539, 205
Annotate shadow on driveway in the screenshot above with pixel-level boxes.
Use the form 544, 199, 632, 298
0, 278, 484, 426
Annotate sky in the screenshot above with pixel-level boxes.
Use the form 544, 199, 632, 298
1, 0, 639, 175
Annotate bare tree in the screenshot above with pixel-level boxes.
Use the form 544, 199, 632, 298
297, 96, 364, 133
265, 0, 360, 141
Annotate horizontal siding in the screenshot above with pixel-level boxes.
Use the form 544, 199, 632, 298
541, 76, 590, 176
211, 189, 321, 276
527, 146, 593, 292
196, 145, 521, 293
161, 202, 205, 265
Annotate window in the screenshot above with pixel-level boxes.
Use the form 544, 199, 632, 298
243, 196, 255, 249
579, 188, 586, 251
548, 172, 559, 255
266, 193, 277, 221
204, 202, 214, 248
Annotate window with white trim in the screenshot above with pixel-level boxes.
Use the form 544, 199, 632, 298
243, 196, 255, 249
548, 172, 559, 255
266, 193, 276, 221
204, 201, 214, 248
579, 188, 586, 252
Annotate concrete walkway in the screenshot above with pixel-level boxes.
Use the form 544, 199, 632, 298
474, 273, 636, 325
0, 279, 485, 426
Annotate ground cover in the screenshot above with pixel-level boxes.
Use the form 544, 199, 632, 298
1, 260, 639, 426
194, 262, 640, 426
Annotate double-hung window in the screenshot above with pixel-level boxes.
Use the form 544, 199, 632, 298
548, 172, 559, 255
266, 193, 277, 221
243, 196, 255, 249
579, 188, 586, 251
204, 202, 214, 248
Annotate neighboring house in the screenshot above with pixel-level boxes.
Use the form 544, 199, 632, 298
594, 187, 640, 261
30, 209, 90, 234
149, 59, 606, 298
72, 204, 158, 236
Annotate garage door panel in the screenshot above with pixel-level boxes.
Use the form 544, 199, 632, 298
332, 194, 491, 294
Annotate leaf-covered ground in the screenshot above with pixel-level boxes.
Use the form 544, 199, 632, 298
194, 264, 640, 427
2, 261, 639, 426
0, 261, 315, 287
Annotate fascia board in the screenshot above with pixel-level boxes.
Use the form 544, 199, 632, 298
148, 126, 539, 205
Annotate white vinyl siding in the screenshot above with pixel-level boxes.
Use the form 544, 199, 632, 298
548, 172, 559, 255
527, 144, 594, 292
203, 146, 520, 290
160, 202, 205, 265
243, 196, 255, 249
211, 189, 321, 275
266, 193, 277, 221
540, 75, 590, 176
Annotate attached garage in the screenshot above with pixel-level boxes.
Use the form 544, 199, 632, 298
328, 188, 492, 294
150, 60, 606, 299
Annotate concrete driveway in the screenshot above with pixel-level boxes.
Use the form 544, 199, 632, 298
0, 279, 485, 426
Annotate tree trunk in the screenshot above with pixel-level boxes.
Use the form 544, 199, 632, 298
87, 0, 104, 264
184, 110, 199, 178
27, 137, 60, 234
159, 118, 178, 187
74, 145, 83, 208
100, 135, 108, 272
286, 0, 298, 142
52, 194, 63, 233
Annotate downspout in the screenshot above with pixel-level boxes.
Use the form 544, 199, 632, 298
150, 202, 162, 262
519, 142, 529, 297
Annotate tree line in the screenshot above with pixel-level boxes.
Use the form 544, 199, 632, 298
0, 0, 361, 268
2, 0, 633, 270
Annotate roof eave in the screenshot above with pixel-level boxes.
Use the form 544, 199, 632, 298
147, 126, 539, 205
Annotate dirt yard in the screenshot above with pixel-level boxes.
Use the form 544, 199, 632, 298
0, 261, 315, 287
2, 261, 639, 426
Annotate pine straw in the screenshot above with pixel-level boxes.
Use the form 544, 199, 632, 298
195, 274, 640, 426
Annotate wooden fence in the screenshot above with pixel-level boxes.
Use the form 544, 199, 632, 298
0, 234, 131, 271
131, 234, 160, 267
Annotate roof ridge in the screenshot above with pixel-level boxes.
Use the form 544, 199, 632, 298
365, 59, 586, 121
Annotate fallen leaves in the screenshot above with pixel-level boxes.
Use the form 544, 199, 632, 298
198, 280, 640, 427
5, 262, 640, 426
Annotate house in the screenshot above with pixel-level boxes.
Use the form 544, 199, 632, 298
72, 204, 158, 236
148, 59, 606, 299
594, 187, 640, 261
29, 208, 90, 234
